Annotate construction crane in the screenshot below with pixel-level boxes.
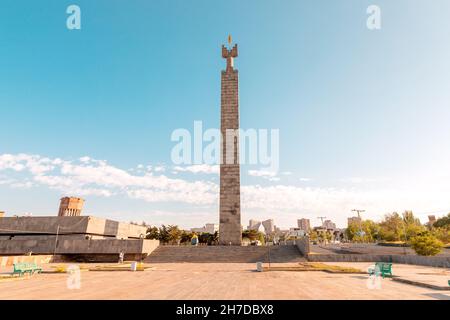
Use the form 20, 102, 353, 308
351, 209, 365, 238
351, 209, 365, 219
317, 216, 327, 227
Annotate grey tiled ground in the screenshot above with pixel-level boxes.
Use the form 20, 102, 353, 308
0, 263, 449, 300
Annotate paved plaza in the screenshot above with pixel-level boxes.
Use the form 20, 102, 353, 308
0, 262, 449, 300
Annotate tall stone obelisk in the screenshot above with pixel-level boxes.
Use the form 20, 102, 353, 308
219, 36, 242, 246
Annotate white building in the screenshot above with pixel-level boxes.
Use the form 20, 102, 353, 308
322, 220, 336, 230
191, 223, 218, 234
287, 228, 307, 238
262, 219, 275, 234
247, 219, 261, 231
297, 218, 310, 232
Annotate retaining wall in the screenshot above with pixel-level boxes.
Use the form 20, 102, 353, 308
307, 253, 450, 268
0, 238, 159, 256
295, 237, 310, 256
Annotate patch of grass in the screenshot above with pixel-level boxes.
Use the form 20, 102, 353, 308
305, 262, 362, 273
89, 263, 153, 272
48, 264, 90, 273
264, 262, 363, 273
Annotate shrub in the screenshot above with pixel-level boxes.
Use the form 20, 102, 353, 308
410, 233, 444, 256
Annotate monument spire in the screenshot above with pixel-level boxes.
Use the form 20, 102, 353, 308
222, 35, 238, 72
219, 37, 242, 246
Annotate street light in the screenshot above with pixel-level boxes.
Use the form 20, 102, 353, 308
352, 209, 365, 242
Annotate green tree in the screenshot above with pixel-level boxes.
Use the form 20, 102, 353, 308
346, 220, 380, 243
258, 232, 266, 245
431, 227, 450, 245
410, 232, 444, 256
242, 230, 259, 241
242, 230, 265, 245
403, 211, 426, 240
213, 231, 219, 244
434, 213, 450, 229
379, 212, 405, 242
146, 226, 159, 240
309, 230, 318, 242
158, 225, 170, 244
180, 230, 193, 244
166, 225, 182, 244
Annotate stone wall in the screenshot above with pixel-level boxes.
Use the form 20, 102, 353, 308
0, 238, 159, 256
307, 253, 450, 268
0, 216, 147, 239
0, 255, 52, 267
295, 237, 310, 256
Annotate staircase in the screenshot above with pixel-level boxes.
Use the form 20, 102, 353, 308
145, 245, 305, 263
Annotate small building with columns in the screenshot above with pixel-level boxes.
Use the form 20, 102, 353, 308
58, 197, 84, 217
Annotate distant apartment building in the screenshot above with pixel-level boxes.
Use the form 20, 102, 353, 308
0, 211, 4, 218
191, 223, 218, 234
247, 219, 261, 231
428, 215, 437, 226
287, 228, 307, 238
297, 218, 310, 232
58, 197, 84, 217
262, 219, 275, 234
322, 219, 336, 230
347, 216, 362, 227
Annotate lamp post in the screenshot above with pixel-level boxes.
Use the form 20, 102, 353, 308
352, 209, 365, 242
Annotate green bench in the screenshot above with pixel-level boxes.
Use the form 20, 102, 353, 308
368, 262, 393, 278
13, 262, 43, 276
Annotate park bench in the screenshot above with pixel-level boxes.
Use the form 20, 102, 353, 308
368, 262, 393, 278
13, 262, 42, 276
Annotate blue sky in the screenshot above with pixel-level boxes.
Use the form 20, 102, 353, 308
1, 0, 450, 229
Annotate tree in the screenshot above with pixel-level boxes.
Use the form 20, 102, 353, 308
379, 212, 405, 242
402, 211, 426, 240
242, 230, 259, 241
404, 223, 426, 240
166, 225, 182, 244
258, 232, 266, 245
434, 213, 450, 229
158, 225, 170, 244
146, 226, 159, 240
431, 227, 450, 245
198, 233, 210, 244
181, 230, 193, 244
242, 230, 265, 245
410, 232, 444, 256
345, 220, 380, 243
211, 231, 219, 245
309, 230, 318, 243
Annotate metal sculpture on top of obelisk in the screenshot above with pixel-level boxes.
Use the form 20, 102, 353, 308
219, 35, 242, 245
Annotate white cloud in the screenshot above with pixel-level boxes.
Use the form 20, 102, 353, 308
1, 153, 449, 228
340, 177, 391, 184
0, 154, 217, 206
248, 169, 277, 177
173, 164, 219, 174
154, 165, 165, 172
248, 169, 282, 181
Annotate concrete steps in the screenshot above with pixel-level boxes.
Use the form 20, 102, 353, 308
145, 245, 305, 263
